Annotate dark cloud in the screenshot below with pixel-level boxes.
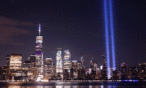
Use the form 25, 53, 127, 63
0, 16, 34, 45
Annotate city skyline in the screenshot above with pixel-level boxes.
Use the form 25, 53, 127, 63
0, 0, 146, 68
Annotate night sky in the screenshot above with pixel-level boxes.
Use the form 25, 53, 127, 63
0, 0, 146, 68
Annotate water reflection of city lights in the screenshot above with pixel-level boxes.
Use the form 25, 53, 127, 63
8, 86, 21, 88
113, 86, 117, 88
37, 86, 43, 88
89, 85, 92, 88
101, 85, 104, 88
122, 80, 138, 82
64, 86, 71, 88
56, 85, 63, 88
72, 86, 78, 88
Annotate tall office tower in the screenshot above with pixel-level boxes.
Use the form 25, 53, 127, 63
90, 58, 94, 69
9, 54, 22, 81
80, 55, 84, 68
35, 24, 43, 81
56, 48, 63, 78
89, 58, 97, 78
44, 58, 53, 79
90, 59, 98, 72
71, 60, 78, 79
10, 54, 22, 70
101, 59, 107, 79
63, 50, 71, 71
28, 54, 36, 68
120, 62, 127, 79
70, 60, 82, 79
63, 50, 71, 79
138, 63, 146, 79
128, 66, 138, 79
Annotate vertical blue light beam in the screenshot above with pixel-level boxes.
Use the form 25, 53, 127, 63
104, 0, 111, 79
109, 0, 116, 70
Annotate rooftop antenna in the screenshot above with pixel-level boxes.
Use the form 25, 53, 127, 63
39, 23, 41, 35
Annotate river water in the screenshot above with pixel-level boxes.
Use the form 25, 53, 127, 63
0, 81, 146, 88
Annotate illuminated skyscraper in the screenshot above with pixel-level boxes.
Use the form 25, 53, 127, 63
56, 48, 63, 78
63, 50, 71, 70
44, 58, 53, 79
35, 24, 43, 81
101, 59, 107, 79
120, 62, 127, 79
64, 50, 71, 60
71, 60, 82, 79
9, 54, 22, 70
63, 50, 71, 79
81, 56, 84, 66
29, 54, 36, 68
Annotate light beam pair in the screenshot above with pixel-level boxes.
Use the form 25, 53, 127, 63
104, 0, 116, 79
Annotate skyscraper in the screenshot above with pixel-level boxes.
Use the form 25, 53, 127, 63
56, 48, 63, 79
63, 50, 71, 70
9, 54, 22, 70
44, 58, 53, 79
101, 59, 107, 79
35, 24, 44, 81
63, 50, 71, 79
81, 55, 84, 67
29, 54, 36, 68
120, 62, 127, 79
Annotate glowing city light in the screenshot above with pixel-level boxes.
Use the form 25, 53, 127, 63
36, 77, 41, 81
100, 65, 103, 70
10, 54, 22, 70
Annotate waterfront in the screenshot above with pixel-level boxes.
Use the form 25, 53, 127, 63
0, 81, 146, 88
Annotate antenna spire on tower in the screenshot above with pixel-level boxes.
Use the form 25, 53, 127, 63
39, 23, 41, 35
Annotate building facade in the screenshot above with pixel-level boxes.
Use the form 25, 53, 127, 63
35, 24, 44, 81
44, 58, 53, 79
63, 50, 71, 79
56, 48, 63, 79
9, 54, 22, 70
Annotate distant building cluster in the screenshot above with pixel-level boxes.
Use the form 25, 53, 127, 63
0, 24, 146, 81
